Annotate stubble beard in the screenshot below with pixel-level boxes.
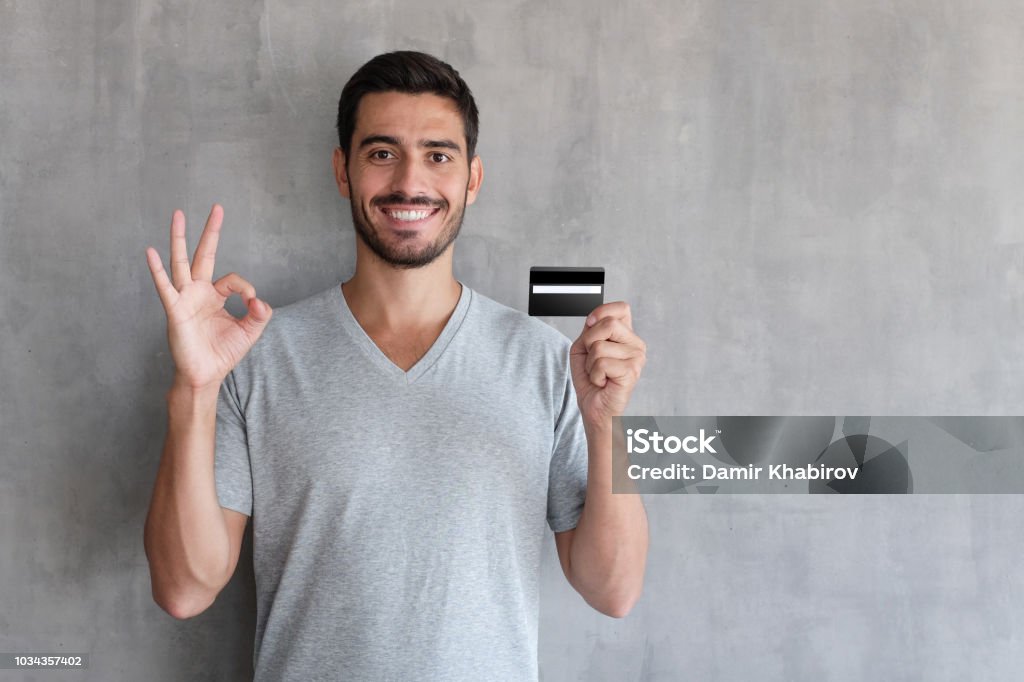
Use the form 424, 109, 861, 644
349, 188, 468, 269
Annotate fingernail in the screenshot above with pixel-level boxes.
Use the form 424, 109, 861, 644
586, 315, 596, 326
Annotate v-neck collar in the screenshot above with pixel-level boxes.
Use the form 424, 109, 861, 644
332, 281, 472, 384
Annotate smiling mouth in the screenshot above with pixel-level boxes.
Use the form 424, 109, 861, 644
378, 206, 441, 223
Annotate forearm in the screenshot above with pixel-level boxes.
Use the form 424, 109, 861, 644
568, 420, 649, 616
143, 379, 231, 617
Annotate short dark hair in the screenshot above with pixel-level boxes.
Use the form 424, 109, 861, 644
336, 51, 479, 165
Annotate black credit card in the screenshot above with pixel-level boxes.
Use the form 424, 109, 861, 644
528, 267, 605, 317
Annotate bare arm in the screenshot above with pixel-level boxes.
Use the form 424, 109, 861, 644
143, 380, 248, 619
558, 301, 650, 617
141, 205, 271, 619
555, 421, 648, 618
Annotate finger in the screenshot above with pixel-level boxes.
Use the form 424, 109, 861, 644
586, 301, 632, 331
213, 273, 273, 338
578, 316, 642, 354
584, 338, 639, 375
213, 272, 257, 306
145, 246, 179, 311
237, 293, 273, 339
169, 210, 192, 290
588, 357, 636, 388
191, 204, 223, 282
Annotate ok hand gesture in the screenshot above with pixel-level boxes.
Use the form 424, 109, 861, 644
145, 204, 272, 392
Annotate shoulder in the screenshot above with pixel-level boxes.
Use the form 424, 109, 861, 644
231, 282, 340, 374
464, 286, 574, 360
264, 283, 338, 328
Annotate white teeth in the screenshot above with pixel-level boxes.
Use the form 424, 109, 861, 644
386, 209, 433, 221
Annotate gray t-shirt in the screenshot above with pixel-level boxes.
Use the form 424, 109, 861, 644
214, 281, 588, 682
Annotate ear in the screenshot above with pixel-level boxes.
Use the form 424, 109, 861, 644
333, 147, 351, 199
465, 155, 484, 206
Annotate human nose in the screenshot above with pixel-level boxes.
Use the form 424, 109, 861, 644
390, 155, 430, 196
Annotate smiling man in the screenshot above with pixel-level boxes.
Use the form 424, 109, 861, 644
143, 51, 648, 682
342, 108, 470, 269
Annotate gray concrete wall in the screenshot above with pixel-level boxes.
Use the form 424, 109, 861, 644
2, 1, 1023, 679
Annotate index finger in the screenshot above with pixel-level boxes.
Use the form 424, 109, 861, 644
145, 246, 179, 311
574, 316, 641, 356
586, 301, 632, 330
191, 203, 224, 282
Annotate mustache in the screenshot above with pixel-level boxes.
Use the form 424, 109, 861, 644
372, 193, 446, 209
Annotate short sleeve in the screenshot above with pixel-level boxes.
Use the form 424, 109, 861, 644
214, 370, 253, 516
546, 348, 589, 533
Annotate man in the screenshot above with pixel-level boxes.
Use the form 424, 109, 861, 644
144, 51, 648, 681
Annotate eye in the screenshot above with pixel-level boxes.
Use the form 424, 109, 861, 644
429, 152, 451, 164
370, 149, 395, 161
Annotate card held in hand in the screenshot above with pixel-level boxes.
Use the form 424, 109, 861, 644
528, 266, 605, 317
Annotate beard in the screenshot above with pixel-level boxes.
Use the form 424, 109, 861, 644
349, 188, 467, 269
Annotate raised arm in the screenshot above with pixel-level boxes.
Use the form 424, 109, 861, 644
142, 205, 272, 619
557, 301, 649, 617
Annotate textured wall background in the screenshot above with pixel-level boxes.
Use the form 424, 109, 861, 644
2, 1, 1023, 679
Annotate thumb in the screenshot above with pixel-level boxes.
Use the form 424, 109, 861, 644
569, 334, 587, 371
239, 297, 272, 335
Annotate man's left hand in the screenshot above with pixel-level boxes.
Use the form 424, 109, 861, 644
569, 301, 647, 429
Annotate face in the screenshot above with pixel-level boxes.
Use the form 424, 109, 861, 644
333, 91, 483, 269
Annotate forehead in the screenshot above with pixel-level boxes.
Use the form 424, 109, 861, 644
354, 91, 464, 147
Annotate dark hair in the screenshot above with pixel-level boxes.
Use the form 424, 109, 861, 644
336, 51, 479, 165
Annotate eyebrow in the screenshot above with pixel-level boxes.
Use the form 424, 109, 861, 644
358, 134, 463, 155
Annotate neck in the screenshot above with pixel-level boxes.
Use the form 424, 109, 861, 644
341, 241, 461, 333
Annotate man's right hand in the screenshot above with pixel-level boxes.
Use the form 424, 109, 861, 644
145, 204, 273, 392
